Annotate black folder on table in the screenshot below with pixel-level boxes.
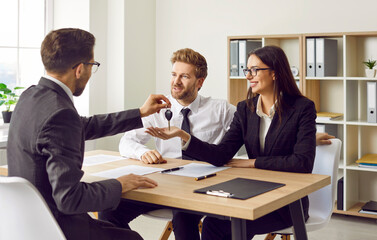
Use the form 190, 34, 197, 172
194, 177, 285, 200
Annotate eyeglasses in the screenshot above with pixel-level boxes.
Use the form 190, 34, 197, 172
243, 67, 271, 77
72, 61, 101, 73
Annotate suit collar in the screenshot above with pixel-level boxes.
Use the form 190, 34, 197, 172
38, 77, 74, 104
43, 75, 74, 103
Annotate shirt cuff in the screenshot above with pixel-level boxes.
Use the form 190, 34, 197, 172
181, 135, 192, 150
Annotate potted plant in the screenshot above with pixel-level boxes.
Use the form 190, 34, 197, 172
363, 59, 377, 78
0, 83, 24, 123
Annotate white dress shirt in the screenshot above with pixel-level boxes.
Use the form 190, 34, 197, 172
256, 95, 275, 152
119, 94, 236, 160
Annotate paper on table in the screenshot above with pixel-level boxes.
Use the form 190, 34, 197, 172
83, 154, 124, 166
165, 163, 229, 178
91, 165, 165, 179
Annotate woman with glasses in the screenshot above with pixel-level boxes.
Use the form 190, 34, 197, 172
146, 45, 316, 239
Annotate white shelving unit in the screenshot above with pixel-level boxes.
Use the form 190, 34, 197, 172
227, 32, 377, 219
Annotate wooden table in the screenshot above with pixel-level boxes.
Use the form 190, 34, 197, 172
84, 150, 330, 240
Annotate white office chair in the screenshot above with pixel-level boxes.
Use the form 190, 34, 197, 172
143, 209, 203, 240
143, 209, 175, 240
264, 138, 342, 240
0, 176, 66, 240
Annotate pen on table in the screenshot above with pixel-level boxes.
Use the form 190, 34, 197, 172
160, 167, 183, 173
195, 173, 217, 181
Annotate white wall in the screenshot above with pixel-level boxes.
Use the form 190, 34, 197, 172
124, 0, 156, 109
155, 0, 377, 100
53, 0, 377, 151
90, 0, 156, 151
53, 0, 90, 116
93, 0, 126, 150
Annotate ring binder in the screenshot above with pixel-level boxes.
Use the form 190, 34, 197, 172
206, 190, 234, 198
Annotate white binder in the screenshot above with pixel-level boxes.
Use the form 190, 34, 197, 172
306, 38, 316, 77
315, 38, 337, 77
238, 40, 262, 76
230, 40, 239, 76
238, 40, 248, 76
367, 81, 377, 123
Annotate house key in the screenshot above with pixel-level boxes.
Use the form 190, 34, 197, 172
165, 109, 173, 130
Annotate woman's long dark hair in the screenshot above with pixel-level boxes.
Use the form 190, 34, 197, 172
246, 45, 303, 121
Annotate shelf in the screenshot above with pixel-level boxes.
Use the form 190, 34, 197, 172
316, 120, 344, 124
333, 202, 377, 219
228, 32, 377, 219
346, 77, 377, 81
306, 77, 344, 81
345, 121, 377, 126
230, 76, 300, 80
229, 76, 246, 80
346, 163, 377, 172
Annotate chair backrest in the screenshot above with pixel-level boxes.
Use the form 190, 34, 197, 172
308, 138, 342, 227
0, 176, 66, 240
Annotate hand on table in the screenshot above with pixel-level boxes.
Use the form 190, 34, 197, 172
117, 174, 158, 193
141, 150, 167, 164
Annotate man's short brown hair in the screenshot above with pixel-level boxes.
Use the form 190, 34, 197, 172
170, 48, 208, 79
41, 28, 95, 74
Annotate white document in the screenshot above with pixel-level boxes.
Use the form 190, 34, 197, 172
91, 165, 165, 179
164, 163, 229, 178
83, 154, 125, 166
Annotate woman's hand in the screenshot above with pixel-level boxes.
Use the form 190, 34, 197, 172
146, 126, 190, 142
225, 158, 256, 168
316, 132, 335, 146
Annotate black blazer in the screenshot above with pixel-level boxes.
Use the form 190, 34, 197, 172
185, 95, 317, 223
8, 78, 143, 239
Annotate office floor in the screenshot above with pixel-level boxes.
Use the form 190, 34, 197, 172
129, 214, 377, 240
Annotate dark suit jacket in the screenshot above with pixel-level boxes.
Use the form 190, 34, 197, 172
185, 95, 317, 224
8, 78, 143, 239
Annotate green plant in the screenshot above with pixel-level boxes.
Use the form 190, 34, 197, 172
363, 59, 377, 69
0, 83, 24, 112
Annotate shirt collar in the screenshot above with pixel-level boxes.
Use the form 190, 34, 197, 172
256, 95, 275, 119
170, 94, 201, 115
43, 74, 74, 103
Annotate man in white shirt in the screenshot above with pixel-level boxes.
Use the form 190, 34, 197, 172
100, 48, 236, 240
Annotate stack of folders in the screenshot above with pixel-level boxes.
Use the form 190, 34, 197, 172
356, 154, 377, 169
316, 112, 343, 121
359, 200, 377, 215
230, 40, 262, 77
306, 38, 337, 77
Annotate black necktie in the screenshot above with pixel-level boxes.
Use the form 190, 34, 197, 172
181, 108, 193, 160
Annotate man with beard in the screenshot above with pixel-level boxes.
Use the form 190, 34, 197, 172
7, 28, 171, 240
99, 48, 236, 240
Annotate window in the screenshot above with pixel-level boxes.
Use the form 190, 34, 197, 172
0, 0, 52, 93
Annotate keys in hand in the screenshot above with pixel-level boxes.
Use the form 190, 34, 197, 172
165, 109, 173, 130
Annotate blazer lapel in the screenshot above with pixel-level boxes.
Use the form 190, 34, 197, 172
250, 112, 261, 156
245, 99, 261, 157
264, 104, 295, 156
